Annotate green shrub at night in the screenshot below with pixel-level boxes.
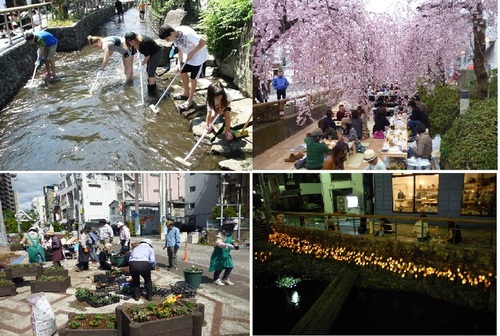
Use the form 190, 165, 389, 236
200, 0, 252, 60
441, 97, 497, 169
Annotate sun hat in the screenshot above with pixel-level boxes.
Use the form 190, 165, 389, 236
141, 239, 153, 247
125, 32, 137, 42
341, 117, 351, 124
311, 128, 324, 137
167, 220, 175, 226
363, 149, 377, 162
117, 222, 124, 228
46, 230, 55, 235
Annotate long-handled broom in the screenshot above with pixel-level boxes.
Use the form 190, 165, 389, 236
149, 63, 186, 113
175, 114, 221, 167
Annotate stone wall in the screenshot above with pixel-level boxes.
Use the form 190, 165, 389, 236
0, 5, 127, 109
254, 104, 328, 156
215, 21, 252, 97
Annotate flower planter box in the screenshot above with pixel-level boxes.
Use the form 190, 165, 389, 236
64, 313, 118, 335
116, 301, 205, 336
31, 275, 71, 293
6, 264, 42, 280
0, 282, 17, 297
40, 268, 69, 278
9, 243, 24, 251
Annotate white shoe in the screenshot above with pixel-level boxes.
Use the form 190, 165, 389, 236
222, 279, 234, 286
214, 279, 225, 286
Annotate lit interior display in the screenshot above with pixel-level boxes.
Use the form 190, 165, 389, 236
392, 174, 439, 213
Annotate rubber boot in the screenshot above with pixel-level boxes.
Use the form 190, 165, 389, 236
147, 83, 156, 96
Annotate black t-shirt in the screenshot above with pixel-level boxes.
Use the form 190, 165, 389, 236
138, 36, 161, 57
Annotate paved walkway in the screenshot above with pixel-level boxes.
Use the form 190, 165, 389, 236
0, 235, 250, 335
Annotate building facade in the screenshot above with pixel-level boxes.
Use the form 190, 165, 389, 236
0, 173, 16, 212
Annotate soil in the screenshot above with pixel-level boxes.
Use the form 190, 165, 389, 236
0, 252, 23, 266
67, 314, 116, 330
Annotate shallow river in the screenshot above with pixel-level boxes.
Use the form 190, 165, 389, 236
0, 8, 225, 171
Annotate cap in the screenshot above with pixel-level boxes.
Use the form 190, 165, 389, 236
166, 220, 174, 226
125, 32, 137, 42
99, 219, 107, 224
311, 128, 324, 137
84, 226, 92, 230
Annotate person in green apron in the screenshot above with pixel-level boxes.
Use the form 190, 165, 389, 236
209, 218, 239, 286
20, 227, 46, 263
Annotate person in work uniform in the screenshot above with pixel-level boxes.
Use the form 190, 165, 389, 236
87, 35, 136, 83
209, 218, 239, 286
20, 226, 46, 264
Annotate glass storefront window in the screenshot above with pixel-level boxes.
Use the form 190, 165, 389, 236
461, 173, 496, 216
392, 174, 439, 213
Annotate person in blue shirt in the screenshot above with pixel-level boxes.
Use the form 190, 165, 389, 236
25, 31, 58, 78
162, 220, 181, 270
272, 70, 289, 100
129, 239, 156, 301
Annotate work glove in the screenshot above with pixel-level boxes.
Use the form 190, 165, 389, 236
174, 243, 179, 249
225, 243, 234, 250
98, 68, 105, 76
139, 63, 146, 71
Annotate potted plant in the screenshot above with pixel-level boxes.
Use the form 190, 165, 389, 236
0, 278, 16, 297
116, 298, 204, 336
6, 263, 42, 279
183, 265, 204, 289
31, 275, 71, 293
75, 287, 91, 302
40, 265, 68, 278
65, 313, 117, 335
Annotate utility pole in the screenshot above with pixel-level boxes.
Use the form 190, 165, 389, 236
159, 173, 167, 238
0, 199, 8, 247
134, 173, 140, 236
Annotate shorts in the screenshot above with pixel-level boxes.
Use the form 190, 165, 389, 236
182, 62, 205, 80
44, 43, 57, 60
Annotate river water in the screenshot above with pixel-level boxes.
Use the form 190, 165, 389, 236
0, 8, 225, 171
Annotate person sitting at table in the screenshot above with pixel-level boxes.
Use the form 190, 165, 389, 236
350, 110, 363, 140
318, 118, 338, 140
340, 118, 362, 152
304, 128, 330, 170
336, 104, 348, 120
446, 221, 462, 245
357, 105, 370, 139
322, 138, 349, 170
407, 100, 428, 138
373, 103, 390, 135
363, 149, 386, 170
324, 110, 337, 130
407, 123, 432, 159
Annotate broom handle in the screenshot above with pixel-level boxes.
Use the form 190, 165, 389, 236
240, 113, 253, 132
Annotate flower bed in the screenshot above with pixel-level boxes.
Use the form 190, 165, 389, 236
40, 266, 69, 278
9, 243, 24, 251
6, 264, 42, 280
0, 279, 16, 297
116, 299, 204, 336
30, 275, 71, 293
65, 313, 118, 335
75, 287, 121, 307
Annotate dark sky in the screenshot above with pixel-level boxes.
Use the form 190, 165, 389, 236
11, 173, 59, 211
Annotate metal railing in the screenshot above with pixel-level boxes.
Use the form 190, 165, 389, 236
270, 211, 496, 249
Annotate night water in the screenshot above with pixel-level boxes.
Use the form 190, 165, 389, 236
253, 277, 496, 335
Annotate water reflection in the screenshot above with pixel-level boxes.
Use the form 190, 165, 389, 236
0, 8, 230, 170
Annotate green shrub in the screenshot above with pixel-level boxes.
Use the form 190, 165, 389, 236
441, 97, 497, 169
200, 0, 252, 60
418, 84, 460, 137
487, 69, 497, 98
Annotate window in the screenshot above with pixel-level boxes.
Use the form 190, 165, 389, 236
461, 173, 496, 216
153, 189, 159, 193
89, 202, 103, 206
88, 184, 101, 188
392, 174, 439, 213
190, 186, 196, 192
150, 173, 160, 177
189, 203, 195, 209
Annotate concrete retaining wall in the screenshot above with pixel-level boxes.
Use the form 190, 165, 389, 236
0, 5, 131, 109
